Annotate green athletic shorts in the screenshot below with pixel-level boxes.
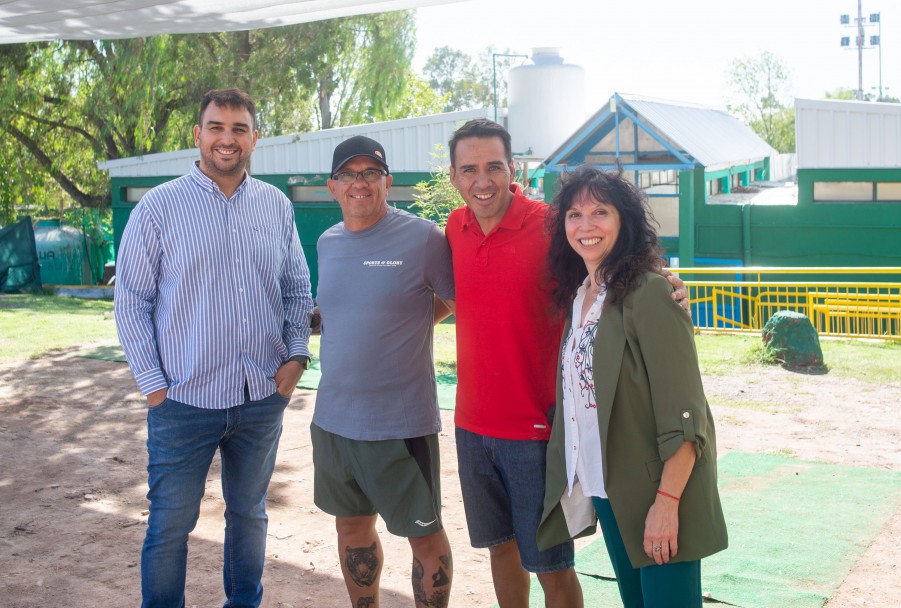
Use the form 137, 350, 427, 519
310, 423, 443, 537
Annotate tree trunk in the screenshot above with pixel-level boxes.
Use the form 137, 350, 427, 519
3, 124, 108, 208
319, 76, 332, 130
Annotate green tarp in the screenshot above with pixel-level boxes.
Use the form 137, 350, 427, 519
0, 216, 41, 293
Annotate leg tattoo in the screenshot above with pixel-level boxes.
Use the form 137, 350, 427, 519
412, 555, 451, 608
412, 556, 426, 603
431, 566, 450, 587
345, 543, 379, 588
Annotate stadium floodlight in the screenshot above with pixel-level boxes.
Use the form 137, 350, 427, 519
840, 2, 882, 100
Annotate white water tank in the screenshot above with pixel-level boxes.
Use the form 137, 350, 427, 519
507, 47, 585, 159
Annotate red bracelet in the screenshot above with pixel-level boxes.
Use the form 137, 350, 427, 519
657, 490, 680, 502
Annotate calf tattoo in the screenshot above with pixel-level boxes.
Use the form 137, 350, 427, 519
345, 543, 379, 587
412, 555, 451, 607
437, 554, 452, 578
356, 597, 375, 608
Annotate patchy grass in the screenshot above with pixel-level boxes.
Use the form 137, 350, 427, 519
765, 447, 797, 458
716, 399, 798, 414
3, 296, 900, 389
695, 332, 901, 385
308, 335, 321, 360
694, 334, 760, 375
819, 338, 901, 384
718, 415, 747, 427
0, 294, 117, 363
741, 341, 779, 366
0, 295, 457, 373
434, 320, 456, 375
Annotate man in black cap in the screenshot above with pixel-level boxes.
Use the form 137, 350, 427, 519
310, 135, 456, 607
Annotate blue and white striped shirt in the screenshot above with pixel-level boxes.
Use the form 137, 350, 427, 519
114, 163, 313, 409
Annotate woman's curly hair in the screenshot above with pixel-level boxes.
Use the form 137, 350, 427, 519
546, 165, 663, 311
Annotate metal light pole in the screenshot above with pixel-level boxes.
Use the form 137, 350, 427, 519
878, 16, 882, 99
872, 11, 883, 99
840, 3, 880, 100
857, 0, 864, 100
492, 53, 528, 123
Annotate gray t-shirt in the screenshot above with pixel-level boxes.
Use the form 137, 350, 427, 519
313, 207, 455, 440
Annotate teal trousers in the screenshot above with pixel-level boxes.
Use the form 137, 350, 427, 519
592, 497, 701, 608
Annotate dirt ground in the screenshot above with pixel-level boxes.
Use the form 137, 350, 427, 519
0, 348, 898, 608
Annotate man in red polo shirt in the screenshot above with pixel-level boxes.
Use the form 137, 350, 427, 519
446, 119, 687, 607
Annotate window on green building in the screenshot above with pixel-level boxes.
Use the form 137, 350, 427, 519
125, 187, 152, 202
814, 181, 901, 203
876, 182, 901, 202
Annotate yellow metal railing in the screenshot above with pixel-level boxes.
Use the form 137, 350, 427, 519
670, 267, 901, 340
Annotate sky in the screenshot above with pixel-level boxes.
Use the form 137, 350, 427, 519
413, 0, 899, 116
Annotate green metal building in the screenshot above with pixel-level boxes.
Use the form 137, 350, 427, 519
542, 94, 901, 268
103, 95, 901, 286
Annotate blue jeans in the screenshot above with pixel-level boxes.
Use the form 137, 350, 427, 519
455, 427, 574, 573
141, 391, 289, 608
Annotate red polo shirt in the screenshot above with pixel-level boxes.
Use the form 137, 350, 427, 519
447, 185, 563, 440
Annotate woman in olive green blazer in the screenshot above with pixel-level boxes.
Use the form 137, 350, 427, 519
537, 166, 727, 608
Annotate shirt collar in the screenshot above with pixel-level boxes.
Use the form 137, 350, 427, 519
572, 278, 607, 327
459, 183, 527, 234
189, 161, 251, 196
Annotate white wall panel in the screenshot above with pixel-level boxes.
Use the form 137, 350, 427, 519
796, 98, 901, 169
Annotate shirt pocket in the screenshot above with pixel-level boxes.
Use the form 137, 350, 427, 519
243, 224, 285, 274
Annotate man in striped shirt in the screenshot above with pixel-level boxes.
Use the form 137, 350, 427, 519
115, 88, 313, 608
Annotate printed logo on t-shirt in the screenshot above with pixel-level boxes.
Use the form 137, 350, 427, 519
363, 260, 404, 267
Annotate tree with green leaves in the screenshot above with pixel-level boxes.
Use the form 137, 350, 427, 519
411, 146, 464, 229
725, 51, 795, 153
2, 35, 223, 223
825, 87, 864, 101
824, 87, 899, 103
380, 74, 449, 122
422, 46, 522, 112
310, 11, 416, 128
0, 13, 417, 225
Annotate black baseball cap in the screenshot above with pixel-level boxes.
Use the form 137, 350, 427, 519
331, 135, 389, 176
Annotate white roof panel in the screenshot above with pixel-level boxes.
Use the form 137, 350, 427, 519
624, 94, 776, 167
99, 108, 492, 178
795, 98, 901, 169
544, 93, 776, 169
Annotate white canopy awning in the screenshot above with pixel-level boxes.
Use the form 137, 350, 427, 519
0, 0, 460, 44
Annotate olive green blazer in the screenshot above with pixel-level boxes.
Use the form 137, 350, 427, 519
537, 273, 728, 567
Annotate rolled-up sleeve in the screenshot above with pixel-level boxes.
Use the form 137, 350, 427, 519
114, 203, 168, 395
630, 275, 710, 463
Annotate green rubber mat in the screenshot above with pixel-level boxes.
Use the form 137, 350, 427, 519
79, 345, 458, 411
529, 452, 901, 607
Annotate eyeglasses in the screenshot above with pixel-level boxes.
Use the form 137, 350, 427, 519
332, 169, 388, 184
